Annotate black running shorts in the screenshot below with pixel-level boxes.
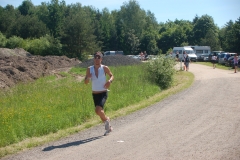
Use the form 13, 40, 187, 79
92, 92, 108, 108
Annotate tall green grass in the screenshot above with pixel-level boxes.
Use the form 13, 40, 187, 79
0, 63, 160, 147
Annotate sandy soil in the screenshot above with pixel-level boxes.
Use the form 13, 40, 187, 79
2, 63, 240, 160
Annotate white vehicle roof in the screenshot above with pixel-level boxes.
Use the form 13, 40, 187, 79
173, 47, 193, 49
185, 46, 211, 49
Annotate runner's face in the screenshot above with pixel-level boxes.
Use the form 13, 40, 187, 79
94, 55, 102, 65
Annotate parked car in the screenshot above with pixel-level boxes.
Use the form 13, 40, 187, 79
131, 55, 141, 60
225, 56, 240, 68
104, 51, 124, 56
148, 55, 158, 60
218, 52, 237, 65
218, 52, 228, 65
198, 53, 210, 61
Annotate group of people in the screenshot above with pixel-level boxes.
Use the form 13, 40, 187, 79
211, 53, 238, 73
139, 51, 148, 61
175, 51, 190, 71
179, 51, 238, 73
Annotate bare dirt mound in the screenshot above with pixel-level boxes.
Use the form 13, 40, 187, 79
0, 48, 80, 89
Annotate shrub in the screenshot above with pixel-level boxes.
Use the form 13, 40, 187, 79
0, 32, 7, 47
6, 36, 24, 49
146, 55, 176, 89
28, 35, 62, 56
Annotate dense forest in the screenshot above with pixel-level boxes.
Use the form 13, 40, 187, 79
0, 0, 239, 60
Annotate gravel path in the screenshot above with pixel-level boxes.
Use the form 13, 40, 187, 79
2, 63, 240, 160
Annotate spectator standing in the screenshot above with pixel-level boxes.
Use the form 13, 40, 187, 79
182, 51, 187, 70
225, 53, 231, 61
233, 54, 238, 73
184, 53, 190, 71
140, 52, 144, 61
211, 55, 217, 69
144, 51, 148, 61
176, 51, 179, 62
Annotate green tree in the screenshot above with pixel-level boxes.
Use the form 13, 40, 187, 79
192, 14, 218, 44
139, 11, 159, 54
199, 29, 221, 51
62, 4, 99, 60
8, 15, 49, 39
47, 0, 66, 38
233, 17, 240, 52
83, 6, 104, 51
116, 0, 147, 52
221, 18, 240, 52
123, 29, 140, 54
99, 8, 117, 51
18, 0, 34, 16
0, 5, 19, 36
35, 3, 50, 29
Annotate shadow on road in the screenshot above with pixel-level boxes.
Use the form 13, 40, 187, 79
42, 136, 103, 151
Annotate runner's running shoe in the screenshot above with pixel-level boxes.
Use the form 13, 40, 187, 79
105, 118, 110, 130
104, 126, 112, 136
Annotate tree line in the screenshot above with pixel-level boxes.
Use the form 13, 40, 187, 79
0, 0, 239, 60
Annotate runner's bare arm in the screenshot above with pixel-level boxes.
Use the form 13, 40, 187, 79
104, 66, 114, 83
84, 67, 91, 84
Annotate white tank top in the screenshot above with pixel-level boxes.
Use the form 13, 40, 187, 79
90, 65, 107, 92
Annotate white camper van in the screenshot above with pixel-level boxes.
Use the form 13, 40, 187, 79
172, 47, 197, 62
185, 46, 211, 61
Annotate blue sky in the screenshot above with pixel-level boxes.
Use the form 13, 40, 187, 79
0, 0, 239, 28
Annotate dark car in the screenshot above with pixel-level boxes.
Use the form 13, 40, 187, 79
198, 53, 210, 61
225, 56, 240, 68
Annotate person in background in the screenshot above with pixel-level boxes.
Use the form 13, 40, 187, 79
182, 51, 187, 70
84, 51, 114, 136
140, 52, 144, 61
144, 51, 148, 61
225, 53, 231, 62
184, 53, 190, 71
233, 54, 238, 73
211, 55, 217, 69
176, 51, 179, 62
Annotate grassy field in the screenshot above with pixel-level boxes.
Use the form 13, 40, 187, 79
0, 63, 194, 158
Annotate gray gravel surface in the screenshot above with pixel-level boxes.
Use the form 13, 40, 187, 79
2, 63, 240, 160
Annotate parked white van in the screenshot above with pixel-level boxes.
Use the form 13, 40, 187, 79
172, 47, 197, 62
185, 46, 211, 61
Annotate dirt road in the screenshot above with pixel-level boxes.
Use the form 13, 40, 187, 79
2, 63, 240, 160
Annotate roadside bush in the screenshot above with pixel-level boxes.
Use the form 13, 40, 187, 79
5, 36, 24, 49
28, 35, 62, 56
0, 32, 7, 47
146, 55, 176, 89
28, 36, 50, 55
